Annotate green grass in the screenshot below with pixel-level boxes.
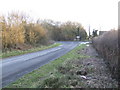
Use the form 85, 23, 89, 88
0, 43, 61, 59
5, 43, 89, 88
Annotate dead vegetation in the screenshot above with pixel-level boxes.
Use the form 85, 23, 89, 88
92, 30, 119, 80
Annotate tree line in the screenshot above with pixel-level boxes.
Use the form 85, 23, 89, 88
0, 12, 87, 52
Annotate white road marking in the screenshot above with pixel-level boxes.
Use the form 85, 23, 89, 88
2, 47, 62, 65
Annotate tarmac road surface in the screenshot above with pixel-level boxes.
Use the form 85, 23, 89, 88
1, 41, 84, 87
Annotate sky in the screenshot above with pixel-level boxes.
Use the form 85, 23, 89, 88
0, 0, 119, 33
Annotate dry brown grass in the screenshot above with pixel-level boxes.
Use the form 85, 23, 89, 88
92, 30, 118, 80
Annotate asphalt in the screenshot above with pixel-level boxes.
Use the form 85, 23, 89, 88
1, 41, 82, 87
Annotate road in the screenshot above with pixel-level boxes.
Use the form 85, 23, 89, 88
1, 41, 82, 87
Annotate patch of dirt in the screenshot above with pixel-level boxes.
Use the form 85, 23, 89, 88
76, 44, 118, 88
13, 44, 33, 50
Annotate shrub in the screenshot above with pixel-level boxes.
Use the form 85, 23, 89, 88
24, 23, 47, 45
0, 12, 48, 52
1, 13, 25, 51
92, 30, 119, 80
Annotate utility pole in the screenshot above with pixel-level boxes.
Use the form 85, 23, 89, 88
76, 27, 80, 41
99, 26, 101, 36
89, 25, 90, 39
77, 27, 80, 36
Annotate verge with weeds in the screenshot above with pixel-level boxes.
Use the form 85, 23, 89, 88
1, 43, 61, 59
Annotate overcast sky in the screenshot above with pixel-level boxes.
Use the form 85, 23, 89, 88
0, 0, 119, 32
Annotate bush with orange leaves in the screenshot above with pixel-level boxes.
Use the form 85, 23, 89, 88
0, 12, 48, 52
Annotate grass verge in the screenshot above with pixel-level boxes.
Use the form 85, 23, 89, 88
0, 43, 61, 59
5, 43, 89, 88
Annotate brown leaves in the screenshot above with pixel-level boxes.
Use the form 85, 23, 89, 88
1, 12, 47, 51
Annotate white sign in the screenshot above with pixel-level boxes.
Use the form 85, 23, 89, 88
76, 36, 80, 39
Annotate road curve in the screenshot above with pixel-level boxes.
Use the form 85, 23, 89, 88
1, 41, 81, 87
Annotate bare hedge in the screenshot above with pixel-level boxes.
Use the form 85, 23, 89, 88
92, 30, 119, 80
